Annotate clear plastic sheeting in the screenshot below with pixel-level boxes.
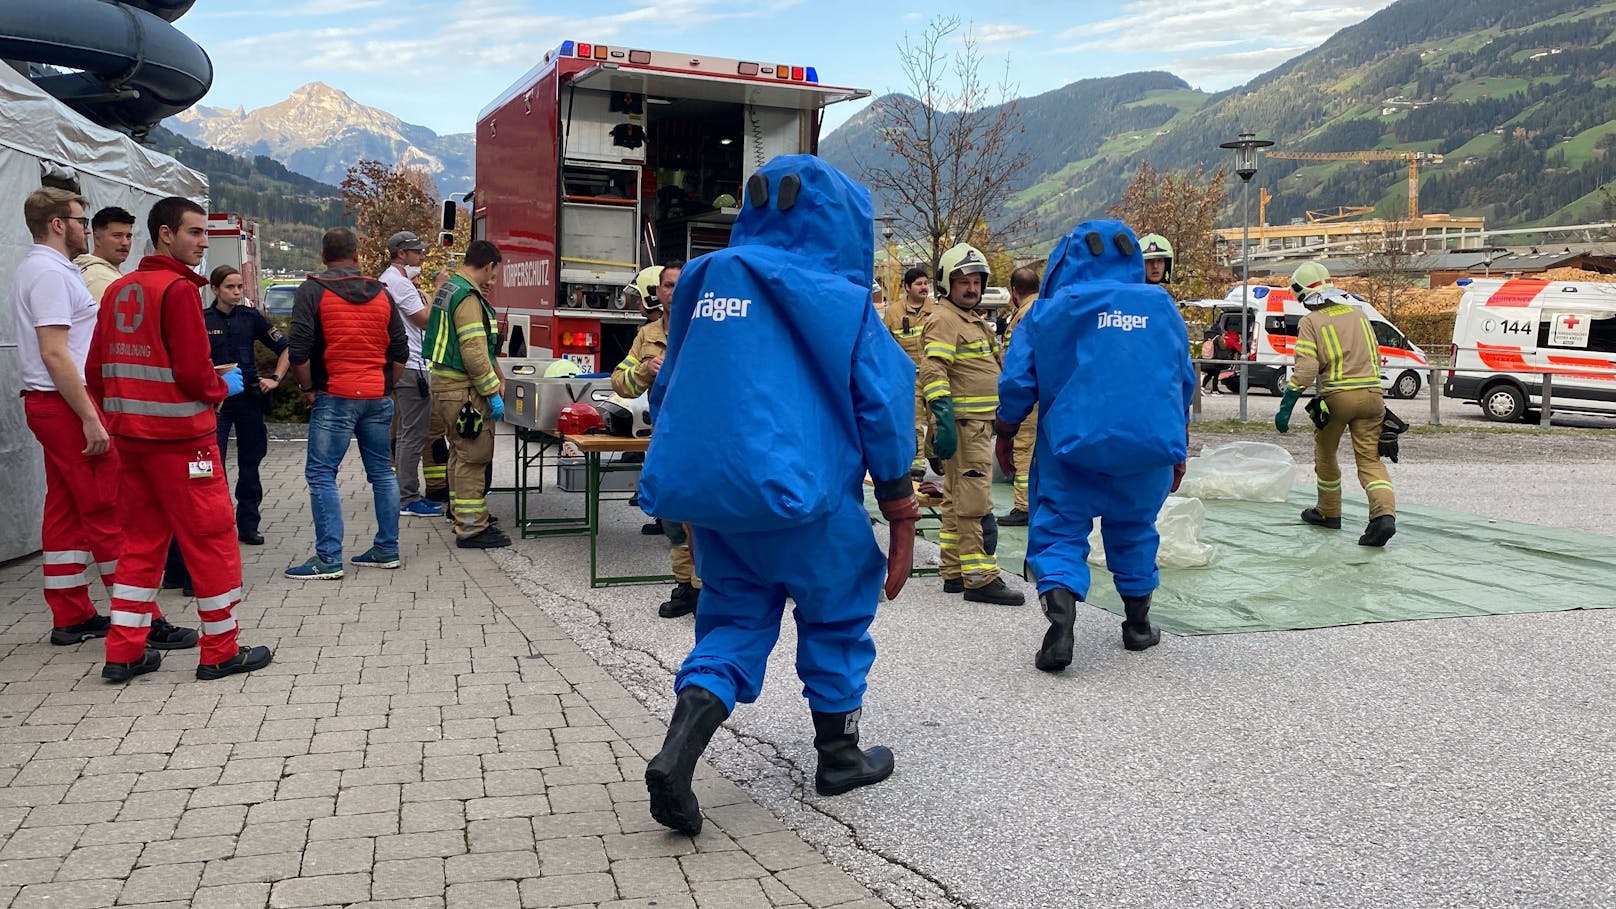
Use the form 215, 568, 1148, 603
1177, 441, 1295, 503
1088, 495, 1213, 569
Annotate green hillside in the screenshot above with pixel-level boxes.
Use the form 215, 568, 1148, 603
824, 0, 1616, 246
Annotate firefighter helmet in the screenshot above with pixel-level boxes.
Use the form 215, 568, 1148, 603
544, 358, 582, 378
599, 394, 652, 437
557, 402, 604, 436
1139, 233, 1174, 284
937, 243, 991, 286
1289, 261, 1333, 307
635, 266, 663, 311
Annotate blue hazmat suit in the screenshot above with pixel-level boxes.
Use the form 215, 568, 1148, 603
639, 155, 917, 713
997, 220, 1196, 600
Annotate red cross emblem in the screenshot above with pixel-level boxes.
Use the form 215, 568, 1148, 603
1564, 315, 1581, 329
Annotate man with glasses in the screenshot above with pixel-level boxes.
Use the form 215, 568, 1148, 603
12, 188, 196, 652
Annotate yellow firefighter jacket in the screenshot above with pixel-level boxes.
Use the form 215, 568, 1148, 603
612, 318, 669, 399
919, 300, 1002, 420
1287, 302, 1383, 397
883, 294, 935, 364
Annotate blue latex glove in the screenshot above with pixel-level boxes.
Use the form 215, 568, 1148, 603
930, 397, 957, 460
222, 368, 244, 397
488, 393, 505, 422
1274, 387, 1301, 434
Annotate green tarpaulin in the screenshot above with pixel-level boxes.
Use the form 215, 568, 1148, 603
882, 484, 1616, 634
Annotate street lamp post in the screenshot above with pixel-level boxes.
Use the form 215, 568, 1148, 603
1220, 132, 1273, 422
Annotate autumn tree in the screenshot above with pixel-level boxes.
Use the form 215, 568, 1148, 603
1356, 218, 1432, 322
860, 16, 1031, 273
1109, 162, 1229, 302
340, 159, 440, 276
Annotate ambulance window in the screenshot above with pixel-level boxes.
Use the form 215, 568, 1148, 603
1538, 313, 1616, 352
1372, 321, 1406, 349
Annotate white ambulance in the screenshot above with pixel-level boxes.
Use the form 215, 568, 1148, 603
1444, 278, 1616, 422
1208, 284, 1431, 397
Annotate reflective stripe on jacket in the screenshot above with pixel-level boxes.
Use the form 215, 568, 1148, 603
1288, 303, 1382, 396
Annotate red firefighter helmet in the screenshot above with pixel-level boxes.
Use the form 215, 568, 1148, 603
557, 402, 604, 436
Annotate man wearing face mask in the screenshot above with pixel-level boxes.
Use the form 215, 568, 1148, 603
381, 231, 443, 518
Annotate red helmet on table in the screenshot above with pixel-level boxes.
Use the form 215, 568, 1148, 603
557, 402, 604, 435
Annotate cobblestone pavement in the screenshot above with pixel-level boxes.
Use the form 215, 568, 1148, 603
0, 438, 887, 909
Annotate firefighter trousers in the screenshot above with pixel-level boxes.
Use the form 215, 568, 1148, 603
1314, 388, 1396, 520
23, 391, 122, 628
940, 418, 998, 587
107, 437, 241, 665
1012, 406, 1038, 513
422, 386, 449, 502
433, 386, 495, 538
663, 520, 701, 588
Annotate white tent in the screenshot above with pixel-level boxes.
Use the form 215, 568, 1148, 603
0, 63, 206, 562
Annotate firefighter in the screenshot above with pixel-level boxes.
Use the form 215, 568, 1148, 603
883, 267, 935, 478
997, 266, 1041, 527
425, 240, 510, 549
638, 155, 919, 835
1275, 261, 1397, 547
997, 221, 1195, 672
1139, 233, 1174, 286
611, 262, 701, 619
85, 196, 274, 682
921, 244, 1023, 605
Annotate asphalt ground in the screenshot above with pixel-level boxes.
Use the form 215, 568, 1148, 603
486, 422, 1616, 909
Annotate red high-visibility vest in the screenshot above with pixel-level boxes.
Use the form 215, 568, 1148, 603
97, 265, 216, 440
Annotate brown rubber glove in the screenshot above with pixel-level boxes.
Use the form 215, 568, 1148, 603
877, 495, 922, 600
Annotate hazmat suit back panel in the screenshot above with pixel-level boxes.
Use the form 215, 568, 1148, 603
1000, 224, 1196, 478
641, 155, 916, 533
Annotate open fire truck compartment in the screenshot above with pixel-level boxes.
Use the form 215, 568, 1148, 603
475, 42, 867, 374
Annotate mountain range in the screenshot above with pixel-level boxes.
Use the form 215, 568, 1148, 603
165, 82, 473, 197
166, 0, 1616, 251
821, 0, 1616, 244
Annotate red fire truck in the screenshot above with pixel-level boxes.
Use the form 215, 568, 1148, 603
204, 212, 261, 307
474, 41, 868, 372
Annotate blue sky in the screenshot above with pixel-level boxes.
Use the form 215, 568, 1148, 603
186, 0, 1398, 135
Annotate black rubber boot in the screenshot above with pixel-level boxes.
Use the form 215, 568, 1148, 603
811, 708, 894, 796
658, 583, 699, 618
1121, 594, 1161, 651
942, 578, 963, 594
998, 508, 1028, 527
964, 576, 1025, 606
1301, 508, 1342, 529
645, 686, 730, 835
1035, 589, 1079, 673
1359, 515, 1397, 547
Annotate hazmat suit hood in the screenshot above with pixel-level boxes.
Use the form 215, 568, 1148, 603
1041, 218, 1145, 295
639, 155, 915, 532
730, 154, 873, 292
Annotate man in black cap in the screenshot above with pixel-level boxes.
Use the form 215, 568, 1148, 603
381, 231, 443, 518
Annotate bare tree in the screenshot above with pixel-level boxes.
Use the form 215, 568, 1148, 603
860, 17, 1031, 270
1109, 162, 1230, 302
1356, 217, 1431, 322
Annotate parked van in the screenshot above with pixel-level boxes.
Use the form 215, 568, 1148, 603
1208, 285, 1430, 397
1444, 278, 1616, 422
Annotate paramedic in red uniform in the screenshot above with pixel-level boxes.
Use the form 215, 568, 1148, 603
86, 196, 275, 683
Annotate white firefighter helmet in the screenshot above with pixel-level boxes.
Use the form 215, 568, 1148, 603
599, 393, 653, 437
635, 266, 663, 311
1138, 233, 1174, 284
936, 243, 991, 297
1289, 261, 1334, 309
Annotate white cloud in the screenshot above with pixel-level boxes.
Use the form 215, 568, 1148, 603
902, 11, 924, 23
975, 23, 1036, 45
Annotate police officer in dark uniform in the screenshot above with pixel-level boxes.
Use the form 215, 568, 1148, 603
205, 265, 289, 544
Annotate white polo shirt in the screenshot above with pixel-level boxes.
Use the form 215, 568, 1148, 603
9, 244, 99, 391
379, 265, 426, 371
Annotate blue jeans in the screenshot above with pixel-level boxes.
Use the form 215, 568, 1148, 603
306, 393, 399, 564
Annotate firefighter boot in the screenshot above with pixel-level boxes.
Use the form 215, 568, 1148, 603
1035, 589, 1079, 673
999, 508, 1029, 527
658, 583, 699, 619
1302, 508, 1342, 530
645, 685, 730, 835
1359, 515, 1397, 548
964, 577, 1025, 606
811, 708, 894, 796
1121, 594, 1161, 652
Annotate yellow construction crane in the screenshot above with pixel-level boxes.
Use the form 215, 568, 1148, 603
1266, 149, 1444, 219
1306, 206, 1378, 223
